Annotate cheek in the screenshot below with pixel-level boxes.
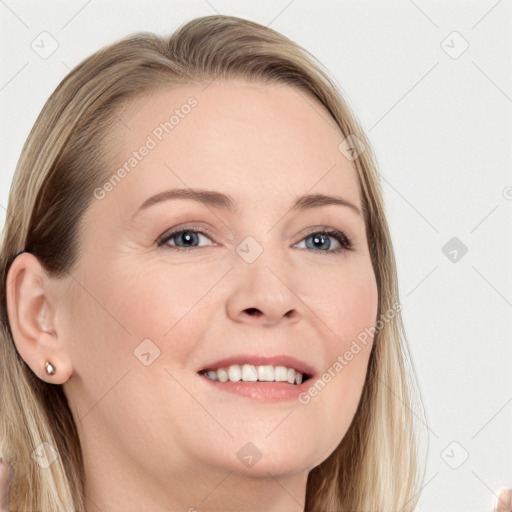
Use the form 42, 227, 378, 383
85, 258, 224, 365
302, 260, 378, 415
63, 259, 219, 421
125, 262, 220, 320
309, 259, 378, 345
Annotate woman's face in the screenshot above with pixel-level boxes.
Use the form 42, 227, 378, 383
60, 80, 378, 492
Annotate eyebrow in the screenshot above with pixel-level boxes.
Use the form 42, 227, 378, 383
133, 188, 364, 218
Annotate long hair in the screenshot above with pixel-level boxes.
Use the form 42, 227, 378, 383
0, 14, 427, 511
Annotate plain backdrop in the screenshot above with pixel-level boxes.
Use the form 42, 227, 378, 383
1, 1, 511, 511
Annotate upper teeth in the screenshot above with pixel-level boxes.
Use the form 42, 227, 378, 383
203, 364, 304, 385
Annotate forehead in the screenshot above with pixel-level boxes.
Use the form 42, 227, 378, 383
101, 80, 362, 216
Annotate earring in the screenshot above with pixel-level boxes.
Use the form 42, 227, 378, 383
45, 361, 55, 376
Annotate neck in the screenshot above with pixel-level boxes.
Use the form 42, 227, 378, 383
80, 433, 308, 512
84, 459, 308, 512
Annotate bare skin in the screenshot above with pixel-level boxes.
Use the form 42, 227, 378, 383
4, 80, 511, 512
7, 80, 379, 511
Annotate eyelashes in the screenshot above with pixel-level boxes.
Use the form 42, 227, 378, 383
157, 227, 217, 251
157, 225, 353, 255
293, 228, 352, 253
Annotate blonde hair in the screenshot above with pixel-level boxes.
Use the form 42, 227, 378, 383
0, 14, 427, 511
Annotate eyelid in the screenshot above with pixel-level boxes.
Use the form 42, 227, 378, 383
157, 223, 353, 253
156, 225, 217, 248
294, 226, 353, 252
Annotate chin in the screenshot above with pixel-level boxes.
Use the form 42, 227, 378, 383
212, 439, 328, 478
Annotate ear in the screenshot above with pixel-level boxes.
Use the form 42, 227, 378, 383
5, 252, 73, 384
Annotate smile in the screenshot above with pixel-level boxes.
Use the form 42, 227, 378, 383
199, 364, 310, 385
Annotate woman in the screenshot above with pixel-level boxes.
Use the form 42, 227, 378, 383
0, 14, 426, 511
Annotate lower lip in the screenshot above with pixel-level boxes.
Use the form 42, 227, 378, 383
198, 373, 311, 402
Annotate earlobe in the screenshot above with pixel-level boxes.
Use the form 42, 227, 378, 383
5, 252, 71, 384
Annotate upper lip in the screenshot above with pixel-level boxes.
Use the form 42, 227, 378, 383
198, 354, 317, 378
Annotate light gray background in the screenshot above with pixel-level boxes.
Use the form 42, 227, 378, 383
1, 1, 511, 511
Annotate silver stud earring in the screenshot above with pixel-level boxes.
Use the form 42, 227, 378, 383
45, 361, 55, 376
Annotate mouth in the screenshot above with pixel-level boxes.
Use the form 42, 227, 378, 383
197, 354, 315, 386
198, 364, 312, 386
197, 355, 316, 402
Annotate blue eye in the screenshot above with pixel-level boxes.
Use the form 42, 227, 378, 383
294, 230, 352, 254
158, 228, 215, 251
157, 227, 352, 253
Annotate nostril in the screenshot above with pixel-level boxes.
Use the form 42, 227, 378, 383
245, 308, 261, 317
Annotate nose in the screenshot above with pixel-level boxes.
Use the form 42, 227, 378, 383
225, 254, 301, 327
